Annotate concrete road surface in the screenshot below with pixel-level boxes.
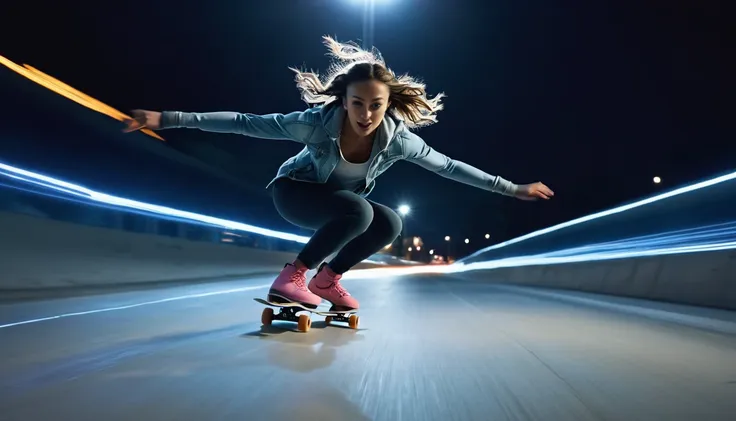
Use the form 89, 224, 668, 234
1, 272, 735, 421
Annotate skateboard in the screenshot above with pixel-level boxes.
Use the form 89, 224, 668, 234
254, 298, 359, 332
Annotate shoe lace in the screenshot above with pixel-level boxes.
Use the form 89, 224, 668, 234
332, 278, 349, 297
290, 271, 307, 290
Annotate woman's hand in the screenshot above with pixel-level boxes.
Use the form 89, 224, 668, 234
122, 109, 162, 132
514, 182, 554, 201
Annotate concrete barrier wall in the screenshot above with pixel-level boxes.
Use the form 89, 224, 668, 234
458, 250, 736, 311
455, 169, 736, 311
0, 211, 387, 292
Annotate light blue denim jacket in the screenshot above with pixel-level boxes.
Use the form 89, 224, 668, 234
161, 102, 519, 197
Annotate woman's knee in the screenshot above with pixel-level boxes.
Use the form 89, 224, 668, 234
345, 196, 375, 234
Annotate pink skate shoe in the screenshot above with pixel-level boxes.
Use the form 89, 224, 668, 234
268, 263, 322, 309
308, 264, 359, 310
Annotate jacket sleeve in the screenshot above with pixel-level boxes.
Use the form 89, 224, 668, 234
401, 131, 519, 196
159, 110, 316, 143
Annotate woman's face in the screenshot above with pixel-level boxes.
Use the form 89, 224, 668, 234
343, 79, 391, 136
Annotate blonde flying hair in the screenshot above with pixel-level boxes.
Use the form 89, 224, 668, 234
289, 36, 445, 129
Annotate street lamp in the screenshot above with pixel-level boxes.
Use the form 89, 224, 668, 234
395, 204, 411, 258
363, 0, 375, 49
653, 176, 661, 184
485, 233, 490, 239
348, 0, 379, 49
351, 0, 395, 49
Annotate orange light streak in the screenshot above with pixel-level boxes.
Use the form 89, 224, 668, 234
0, 55, 164, 141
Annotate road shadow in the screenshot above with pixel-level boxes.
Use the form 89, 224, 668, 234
240, 321, 365, 373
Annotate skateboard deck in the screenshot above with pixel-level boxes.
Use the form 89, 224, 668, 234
254, 298, 359, 332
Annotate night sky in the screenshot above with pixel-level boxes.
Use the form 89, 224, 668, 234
1, 0, 733, 258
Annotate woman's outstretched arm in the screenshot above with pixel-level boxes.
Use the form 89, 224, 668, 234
402, 131, 554, 200
123, 109, 317, 143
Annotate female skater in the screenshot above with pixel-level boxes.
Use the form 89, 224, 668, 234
123, 36, 554, 311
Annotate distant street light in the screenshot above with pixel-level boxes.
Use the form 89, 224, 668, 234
395, 204, 410, 258
485, 233, 490, 239
429, 249, 434, 255
464, 238, 470, 244
653, 176, 661, 184
444, 235, 450, 241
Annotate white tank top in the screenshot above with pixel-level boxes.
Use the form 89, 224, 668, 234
327, 136, 378, 191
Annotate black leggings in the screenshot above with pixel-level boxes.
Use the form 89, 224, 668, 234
272, 178, 403, 274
